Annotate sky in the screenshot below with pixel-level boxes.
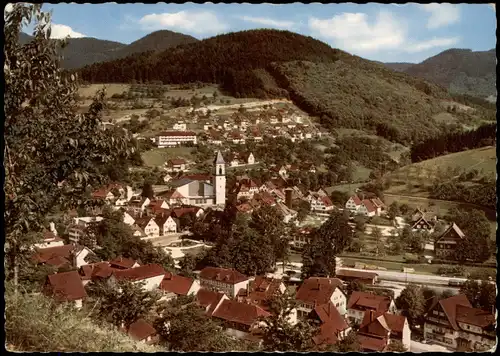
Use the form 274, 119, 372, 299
5, 2, 497, 63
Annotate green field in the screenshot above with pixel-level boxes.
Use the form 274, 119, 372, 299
141, 147, 195, 167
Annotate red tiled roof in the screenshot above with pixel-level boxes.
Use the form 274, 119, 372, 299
358, 334, 387, 351
168, 159, 186, 166
347, 291, 392, 313
160, 272, 195, 296
239, 277, 283, 307
362, 199, 377, 213
438, 294, 473, 330
134, 216, 156, 230
128, 319, 157, 341
79, 262, 114, 281
158, 131, 196, 137
296, 278, 344, 306
455, 305, 495, 328
112, 264, 165, 282
212, 299, 271, 326
196, 288, 222, 308
236, 203, 253, 213
312, 324, 340, 346
349, 195, 362, 206
371, 198, 385, 208
383, 313, 406, 333
171, 207, 199, 218
33, 244, 75, 266
320, 196, 333, 207
359, 311, 391, 337
314, 302, 349, 332
199, 267, 248, 285
148, 200, 167, 210
336, 269, 378, 281
109, 256, 140, 269
45, 271, 87, 302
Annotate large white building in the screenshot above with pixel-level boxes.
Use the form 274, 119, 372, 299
160, 151, 226, 209
156, 131, 197, 147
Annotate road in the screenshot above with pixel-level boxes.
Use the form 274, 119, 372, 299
410, 340, 452, 353
147, 232, 192, 247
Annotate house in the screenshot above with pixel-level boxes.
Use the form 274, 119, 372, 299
423, 294, 496, 351
241, 152, 255, 165
199, 267, 250, 298
292, 227, 314, 249
92, 184, 134, 206
128, 197, 151, 215
345, 195, 363, 213
67, 216, 104, 243
44, 271, 88, 309
110, 264, 166, 292
347, 291, 397, 326
211, 299, 271, 340
121, 210, 136, 226
109, 256, 141, 269
154, 214, 179, 235
196, 288, 229, 316
34, 244, 97, 269
78, 261, 122, 286
134, 216, 160, 237
237, 276, 286, 311
166, 159, 187, 172
357, 310, 411, 352
159, 272, 200, 301
308, 193, 335, 212
156, 131, 197, 147
127, 319, 159, 344
336, 270, 379, 285
411, 208, 437, 231
295, 277, 347, 318
434, 223, 466, 260
310, 302, 352, 348
276, 201, 298, 223
358, 199, 377, 217
34, 228, 65, 249
146, 200, 170, 215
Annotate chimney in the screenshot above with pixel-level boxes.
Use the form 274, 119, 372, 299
285, 188, 293, 209
49, 222, 58, 236
370, 310, 375, 323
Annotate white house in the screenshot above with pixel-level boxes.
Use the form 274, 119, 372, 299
165, 159, 187, 172
199, 267, 250, 298
128, 197, 151, 214
358, 311, 411, 352
345, 195, 363, 213
34, 224, 65, 249
155, 215, 179, 235
134, 216, 160, 237
68, 216, 104, 243
173, 121, 187, 131
308, 193, 335, 212
122, 210, 136, 226
157, 131, 197, 147
295, 277, 348, 319
110, 264, 166, 292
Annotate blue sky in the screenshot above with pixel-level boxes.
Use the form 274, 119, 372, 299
8, 2, 497, 63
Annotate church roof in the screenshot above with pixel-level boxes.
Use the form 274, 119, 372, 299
214, 151, 225, 164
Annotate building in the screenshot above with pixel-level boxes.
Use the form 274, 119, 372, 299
199, 267, 250, 298
172, 121, 187, 131
345, 195, 363, 213
292, 227, 314, 250
109, 256, 141, 269
67, 216, 104, 243
310, 302, 352, 348
128, 197, 151, 215
196, 289, 229, 316
159, 272, 200, 301
134, 216, 160, 237
110, 264, 166, 292
92, 184, 134, 206
211, 299, 271, 340
434, 223, 465, 260
156, 131, 197, 147
165, 159, 187, 172
33, 244, 96, 269
295, 277, 347, 318
213, 151, 226, 207
78, 262, 122, 286
44, 271, 88, 309
423, 294, 496, 351
357, 310, 411, 351
34, 226, 65, 249
127, 319, 159, 344
411, 208, 437, 231
154, 214, 179, 235
336, 270, 379, 285
347, 291, 397, 326
237, 276, 286, 311
308, 193, 335, 212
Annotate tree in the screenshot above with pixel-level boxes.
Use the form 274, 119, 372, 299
260, 291, 316, 351
396, 284, 425, 326
460, 279, 496, 311
4, 4, 134, 291
178, 254, 197, 277
389, 240, 403, 255
345, 280, 366, 298
387, 340, 408, 352
325, 331, 361, 352
302, 211, 352, 279
387, 202, 400, 220
141, 182, 155, 200
354, 215, 367, 232
86, 279, 161, 328
155, 302, 238, 351
399, 204, 410, 216
295, 200, 311, 222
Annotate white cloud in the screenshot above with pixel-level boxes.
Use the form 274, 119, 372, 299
419, 3, 461, 29
239, 16, 295, 29
405, 37, 460, 53
308, 11, 406, 53
308, 10, 461, 58
138, 10, 229, 35
49, 24, 86, 39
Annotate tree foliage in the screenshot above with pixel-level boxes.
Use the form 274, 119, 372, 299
301, 211, 352, 279
396, 284, 425, 326
460, 279, 496, 311
4, 4, 134, 288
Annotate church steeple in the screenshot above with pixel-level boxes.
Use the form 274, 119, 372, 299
214, 150, 225, 165
213, 151, 226, 206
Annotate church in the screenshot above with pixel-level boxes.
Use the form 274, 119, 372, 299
159, 151, 226, 209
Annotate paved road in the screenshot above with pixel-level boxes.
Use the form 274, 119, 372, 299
410, 340, 452, 353
148, 232, 191, 247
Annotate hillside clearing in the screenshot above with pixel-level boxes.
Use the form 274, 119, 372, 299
141, 147, 195, 168
78, 83, 131, 98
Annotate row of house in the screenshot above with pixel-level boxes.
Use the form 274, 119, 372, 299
345, 195, 386, 217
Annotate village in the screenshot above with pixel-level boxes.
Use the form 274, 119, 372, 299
33, 149, 496, 353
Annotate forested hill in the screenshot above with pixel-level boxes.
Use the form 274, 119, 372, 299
18, 30, 198, 69
77, 29, 343, 97
386, 48, 496, 99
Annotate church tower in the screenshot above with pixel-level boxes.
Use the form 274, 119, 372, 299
213, 151, 226, 207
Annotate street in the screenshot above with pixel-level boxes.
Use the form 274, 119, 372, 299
147, 232, 192, 247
